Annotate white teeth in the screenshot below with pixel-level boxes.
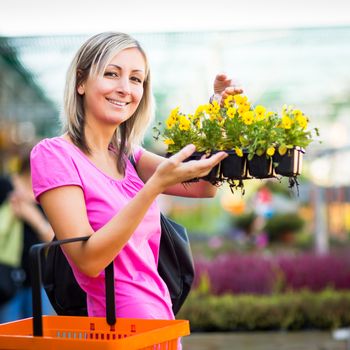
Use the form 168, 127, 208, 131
107, 98, 128, 106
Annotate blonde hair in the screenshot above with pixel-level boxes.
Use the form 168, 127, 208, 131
63, 32, 154, 172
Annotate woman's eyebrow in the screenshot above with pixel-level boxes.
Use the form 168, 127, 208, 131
107, 64, 144, 73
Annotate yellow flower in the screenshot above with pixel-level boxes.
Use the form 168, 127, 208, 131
224, 95, 234, 108
205, 103, 214, 114
242, 111, 254, 125
209, 113, 219, 122
281, 115, 292, 129
266, 146, 275, 156
234, 94, 247, 105
169, 107, 180, 118
179, 116, 191, 131
235, 147, 243, 157
205, 101, 220, 115
226, 107, 236, 119
256, 149, 265, 156
187, 114, 195, 121
254, 105, 266, 121
166, 116, 176, 129
211, 100, 220, 114
278, 145, 287, 155
296, 115, 308, 129
266, 111, 275, 119
293, 109, 303, 119
238, 102, 251, 115
166, 107, 180, 129
164, 138, 175, 145
218, 119, 225, 127
194, 105, 205, 118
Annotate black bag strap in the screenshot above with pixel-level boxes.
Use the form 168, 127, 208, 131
105, 257, 116, 324
129, 155, 137, 168
30, 236, 116, 337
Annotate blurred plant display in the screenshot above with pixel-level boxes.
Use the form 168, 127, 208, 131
193, 251, 350, 295
263, 213, 305, 242
176, 250, 350, 331
177, 288, 350, 331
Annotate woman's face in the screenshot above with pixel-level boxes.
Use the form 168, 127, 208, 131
78, 47, 146, 128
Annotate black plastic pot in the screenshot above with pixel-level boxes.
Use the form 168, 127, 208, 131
247, 154, 273, 179
197, 151, 220, 184
202, 165, 220, 184
183, 151, 204, 162
167, 151, 220, 184
220, 151, 247, 180
273, 147, 304, 176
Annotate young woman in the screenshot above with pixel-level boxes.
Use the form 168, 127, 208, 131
30, 32, 242, 324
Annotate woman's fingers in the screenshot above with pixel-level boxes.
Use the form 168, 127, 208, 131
225, 86, 243, 95
196, 152, 228, 175
214, 73, 232, 94
156, 148, 228, 188
169, 144, 196, 164
181, 151, 227, 179
198, 151, 227, 167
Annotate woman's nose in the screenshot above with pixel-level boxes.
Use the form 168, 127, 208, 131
116, 77, 131, 95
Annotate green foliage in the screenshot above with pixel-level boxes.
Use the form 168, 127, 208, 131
155, 96, 319, 157
264, 213, 305, 241
177, 289, 350, 331
232, 211, 256, 231
169, 199, 230, 235
262, 180, 293, 197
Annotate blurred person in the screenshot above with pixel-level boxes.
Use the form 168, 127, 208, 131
30, 32, 242, 346
0, 146, 55, 323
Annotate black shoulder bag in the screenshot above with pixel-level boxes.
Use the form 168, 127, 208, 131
43, 158, 195, 316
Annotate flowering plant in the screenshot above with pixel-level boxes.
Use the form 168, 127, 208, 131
273, 105, 317, 156
155, 94, 319, 161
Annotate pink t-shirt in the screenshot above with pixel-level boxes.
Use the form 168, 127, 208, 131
30, 137, 174, 320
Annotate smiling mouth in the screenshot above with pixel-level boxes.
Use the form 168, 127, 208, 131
106, 98, 130, 107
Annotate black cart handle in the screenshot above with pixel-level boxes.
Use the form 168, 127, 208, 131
29, 236, 116, 337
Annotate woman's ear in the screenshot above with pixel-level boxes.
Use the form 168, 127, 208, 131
77, 84, 85, 95
77, 69, 85, 95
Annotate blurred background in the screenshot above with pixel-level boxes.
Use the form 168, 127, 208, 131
1, 0, 350, 348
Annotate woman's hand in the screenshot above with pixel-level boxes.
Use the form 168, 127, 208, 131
9, 191, 54, 241
149, 144, 228, 193
9, 191, 35, 221
213, 73, 243, 106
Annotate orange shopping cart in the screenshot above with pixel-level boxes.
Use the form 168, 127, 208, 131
0, 237, 190, 350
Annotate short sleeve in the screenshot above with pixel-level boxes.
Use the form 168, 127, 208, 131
132, 145, 145, 164
30, 139, 83, 202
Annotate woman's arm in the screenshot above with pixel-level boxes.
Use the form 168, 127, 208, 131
9, 187, 54, 242
40, 145, 227, 278
136, 149, 219, 198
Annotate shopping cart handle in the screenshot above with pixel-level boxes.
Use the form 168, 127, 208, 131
29, 236, 116, 337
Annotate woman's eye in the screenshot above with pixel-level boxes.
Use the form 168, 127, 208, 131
105, 72, 118, 78
131, 76, 142, 83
